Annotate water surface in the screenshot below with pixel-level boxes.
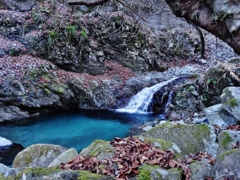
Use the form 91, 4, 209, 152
0, 109, 157, 151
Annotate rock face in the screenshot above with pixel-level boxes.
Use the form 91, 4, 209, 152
0, 0, 36, 11
0, 0, 202, 122
12, 144, 68, 168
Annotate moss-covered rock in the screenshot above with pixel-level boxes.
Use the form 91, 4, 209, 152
220, 87, 240, 124
142, 122, 216, 156
189, 161, 211, 180
139, 136, 181, 157
79, 140, 115, 160
48, 148, 78, 168
137, 164, 182, 180
217, 130, 240, 155
6, 167, 111, 180
12, 144, 68, 168
213, 148, 240, 180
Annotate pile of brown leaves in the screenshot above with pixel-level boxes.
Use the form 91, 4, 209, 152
60, 137, 191, 180
232, 141, 240, 149
226, 124, 240, 131
181, 151, 215, 166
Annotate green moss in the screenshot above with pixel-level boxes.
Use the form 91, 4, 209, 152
23, 167, 60, 176
137, 166, 151, 180
44, 88, 51, 94
140, 137, 172, 150
225, 98, 238, 107
0, 174, 6, 180
220, 132, 232, 149
142, 123, 211, 156
49, 83, 65, 93
76, 170, 104, 180
218, 148, 239, 160
88, 139, 113, 157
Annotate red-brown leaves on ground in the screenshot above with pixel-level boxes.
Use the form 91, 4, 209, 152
226, 124, 240, 131
232, 141, 240, 149
181, 151, 215, 166
60, 137, 191, 179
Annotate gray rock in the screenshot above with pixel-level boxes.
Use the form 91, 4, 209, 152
213, 148, 240, 180
204, 104, 226, 127
190, 161, 211, 180
0, 0, 36, 11
138, 164, 182, 180
0, 136, 12, 147
79, 140, 115, 160
12, 144, 68, 168
217, 130, 240, 155
48, 148, 78, 168
220, 87, 240, 124
142, 122, 217, 156
0, 163, 10, 177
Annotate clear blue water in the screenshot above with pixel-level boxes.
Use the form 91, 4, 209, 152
0, 109, 157, 152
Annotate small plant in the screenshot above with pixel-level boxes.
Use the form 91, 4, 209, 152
80, 27, 88, 38
206, 78, 217, 85
226, 98, 238, 107
48, 31, 58, 44
186, 86, 194, 93
66, 25, 76, 37
189, 74, 198, 79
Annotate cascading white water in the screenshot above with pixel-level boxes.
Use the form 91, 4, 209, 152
116, 77, 179, 114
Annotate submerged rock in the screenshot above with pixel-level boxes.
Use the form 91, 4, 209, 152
12, 144, 68, 168
0, 143, 24, 166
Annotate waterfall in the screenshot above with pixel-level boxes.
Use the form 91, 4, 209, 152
116, 77, 182, 114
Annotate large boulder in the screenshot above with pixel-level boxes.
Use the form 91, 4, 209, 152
142, 122, 217, 156
12, 144, 68, 168
197, 62, 240, 107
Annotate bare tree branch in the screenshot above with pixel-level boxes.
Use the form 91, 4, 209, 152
67, 0, 110, 6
